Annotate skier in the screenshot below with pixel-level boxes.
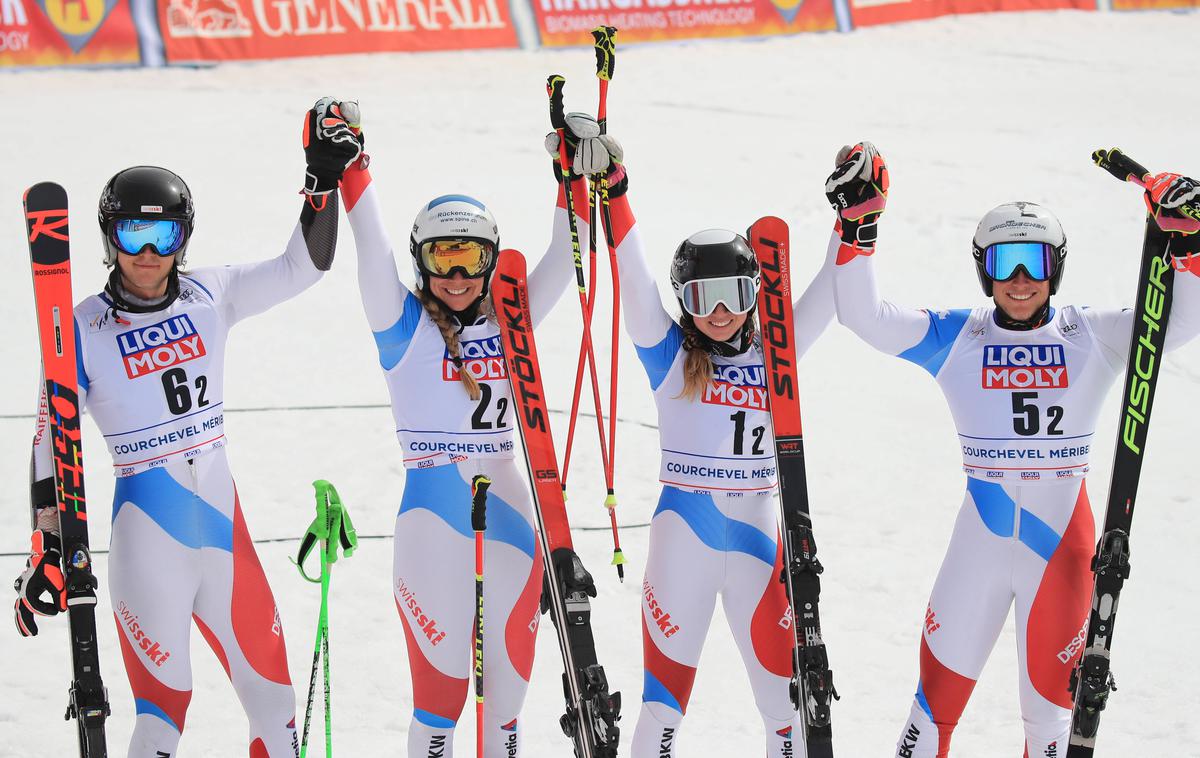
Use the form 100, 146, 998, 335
828, 142, 1200, 757
598, 141, 838, 757
12, 98, 362, 757
337, 106, 614, 757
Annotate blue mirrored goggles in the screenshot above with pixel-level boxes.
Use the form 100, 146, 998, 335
112, 218, 186, 256
983, 242, 1055, 282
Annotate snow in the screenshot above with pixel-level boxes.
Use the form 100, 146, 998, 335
3, 9, 1200, 755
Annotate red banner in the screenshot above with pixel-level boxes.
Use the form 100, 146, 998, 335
0, 0, 140, 67
848, 0, 1092, 26
1113, 0, 1197, 8
532, 0, 836, 47
159, 0, 517, 61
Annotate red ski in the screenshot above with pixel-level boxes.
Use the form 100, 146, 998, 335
493, 248, 620, 758
750, 216, 837, 757
24, 182, 110, 758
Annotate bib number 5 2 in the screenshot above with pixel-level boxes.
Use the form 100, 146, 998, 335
1011, 391, 1063, 436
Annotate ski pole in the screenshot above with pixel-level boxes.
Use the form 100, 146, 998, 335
293, 480, 358, 758
592, 25, 626, 579
471, 475, 491, 758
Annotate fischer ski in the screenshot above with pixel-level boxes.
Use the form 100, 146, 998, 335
24, 182, 110, 757
493, 248, 621, 758
1067, 149, 1193, 756
750, 216, 838, 758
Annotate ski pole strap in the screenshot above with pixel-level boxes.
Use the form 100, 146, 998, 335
294, 480, 358, 583
1093, 147, 1151, 188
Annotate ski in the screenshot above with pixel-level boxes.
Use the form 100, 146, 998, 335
750, 216, 837, 758
1067, 150, 1188, 756
493, 248, 621, 758
24, 182, 110, 757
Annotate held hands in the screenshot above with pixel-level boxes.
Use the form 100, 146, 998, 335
302, 96, 365, 196
13, 527, 66, 637
826, 141, 889, 253
544, 112, 623, 178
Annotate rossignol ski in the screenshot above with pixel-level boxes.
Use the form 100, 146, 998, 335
750, 216, 838, 758
1067, 149, 1191, 756
493, 248, 621, 758
24, 182, 110, 757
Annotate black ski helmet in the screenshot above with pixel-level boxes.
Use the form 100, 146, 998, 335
670, 229, 760, 354
98, 166, 195, 267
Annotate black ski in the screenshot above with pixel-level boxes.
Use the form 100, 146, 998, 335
750, 216, 838, 757
24, 182, 110, 757
1067, 149, 1195, 756
494, 248, 621, 758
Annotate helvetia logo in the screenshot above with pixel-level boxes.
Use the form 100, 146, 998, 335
443, 334, 507, 382
981, 344, 1067, 389
118, 314, 206, 378
702, 364, 768, 410
776, 726, 795, 756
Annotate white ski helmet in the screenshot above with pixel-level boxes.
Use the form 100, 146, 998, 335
972, 201, 1067, 296
409, 194, 500, 294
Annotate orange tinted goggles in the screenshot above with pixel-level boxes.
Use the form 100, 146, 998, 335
419, 239, 495, 278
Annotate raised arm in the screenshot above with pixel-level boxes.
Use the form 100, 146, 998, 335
791, 231, 840, 361
529, 113, 620, 327
1084, 169, 1200, 364
189, 98, 362, 326
829, 143, 967, 372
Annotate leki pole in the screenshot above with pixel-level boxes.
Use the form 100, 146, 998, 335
471, 475, 491, 758
294, 480, 358, 758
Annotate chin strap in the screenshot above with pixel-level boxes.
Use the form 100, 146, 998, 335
994, 301, 1050, 331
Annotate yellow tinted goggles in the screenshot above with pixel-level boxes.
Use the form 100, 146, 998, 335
419, 239, 495, 278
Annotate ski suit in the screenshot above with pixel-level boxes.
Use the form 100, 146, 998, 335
30, 200, 339, 757
833, 242, 1200, 757
608, 189, 838, 758
339, 165, 582, 758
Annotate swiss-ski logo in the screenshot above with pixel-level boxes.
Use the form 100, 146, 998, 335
443, 334, 507, 382
118, 314, 206, 378
702, 364, 768, 410
981, 344, 1067, 389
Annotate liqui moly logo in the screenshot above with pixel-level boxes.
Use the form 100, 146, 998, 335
443, 335, 507, 382
981, 345, 1067, 389
703, 364, 768, 410
118, 315, 206, 378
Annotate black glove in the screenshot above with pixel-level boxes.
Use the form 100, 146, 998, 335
13, 527, 66, 637
826, 141, 889, 252
303, 97, 364, 196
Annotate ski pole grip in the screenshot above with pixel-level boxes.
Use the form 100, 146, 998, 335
471, 475, 491, 533
592, 26, 617, 81
547, 75, 567, 130
1093, 148, 1151, 188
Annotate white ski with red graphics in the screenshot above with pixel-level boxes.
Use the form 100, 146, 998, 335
493, 248, 621, 758
750, 216, 837, 758
24, 182, 110, 757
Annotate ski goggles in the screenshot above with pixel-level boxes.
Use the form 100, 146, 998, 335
982, 242, 1056, 282
678, 275, 759, 318
112, 218, 187, 257
418, 239, 496, 278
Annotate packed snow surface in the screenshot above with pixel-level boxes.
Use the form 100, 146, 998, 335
2, 10, 1199, 756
